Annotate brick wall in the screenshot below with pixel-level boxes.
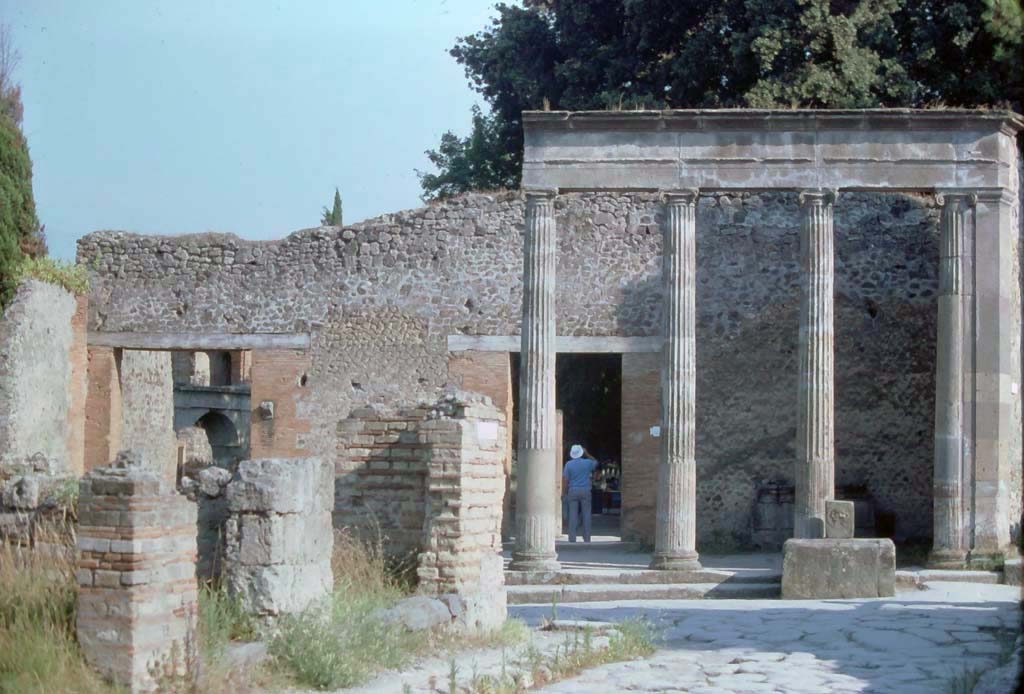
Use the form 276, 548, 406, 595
335, 405, 430, 556
621, 353, 660, 543
249, 349, 312, 458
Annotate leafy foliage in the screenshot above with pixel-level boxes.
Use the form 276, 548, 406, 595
421, 0, 1024, 197
15, 256, 89, 296
320, 188, 344, 226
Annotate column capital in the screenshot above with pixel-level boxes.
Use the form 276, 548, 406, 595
798, 189, 837, 207
524, 188, 559, 201
935, 190, 979, 208
661, 189, 699, 205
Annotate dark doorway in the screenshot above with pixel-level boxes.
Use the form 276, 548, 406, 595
196, 411, 239, 468
511, 353, 623, 538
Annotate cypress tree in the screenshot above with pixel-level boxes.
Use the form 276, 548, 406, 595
320, 188, 343, 226
0, 114, 36, 306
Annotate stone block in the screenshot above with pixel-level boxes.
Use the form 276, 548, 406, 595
825, 500, 855, 539
782, 538, 896, 599
227, 457, 331, 514
226, 511, 332, 566
227, 561, 333, 616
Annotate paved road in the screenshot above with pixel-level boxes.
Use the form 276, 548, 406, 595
513, 582, 1020, 694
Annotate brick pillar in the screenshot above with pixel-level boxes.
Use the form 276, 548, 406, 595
76, 451, 198, 692
621, 352, 661, 543
225, 457, 334, 617
417, 395, 507, 632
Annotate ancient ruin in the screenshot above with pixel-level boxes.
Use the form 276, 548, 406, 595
1, 108, 1022, 690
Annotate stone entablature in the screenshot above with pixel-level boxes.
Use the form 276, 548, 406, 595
522, 109, 1022, 192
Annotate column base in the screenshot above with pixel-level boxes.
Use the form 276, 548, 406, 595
926, 548, 969, 569
966, 549, 1010, 570
508, 552, 560, 573
649, 551, 701, 571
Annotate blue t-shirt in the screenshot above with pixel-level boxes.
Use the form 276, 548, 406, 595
563, 457, 598, 490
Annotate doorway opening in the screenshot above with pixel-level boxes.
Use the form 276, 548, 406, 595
511, 353, 623, 540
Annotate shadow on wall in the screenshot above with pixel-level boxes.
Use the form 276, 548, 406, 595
610, 191, 941, 552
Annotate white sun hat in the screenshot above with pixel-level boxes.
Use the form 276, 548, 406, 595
570, 444, 584, 459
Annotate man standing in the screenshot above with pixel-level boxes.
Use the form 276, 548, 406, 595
563, 444, 599, 543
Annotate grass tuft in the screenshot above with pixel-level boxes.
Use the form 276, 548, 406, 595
16, 257, 90, 296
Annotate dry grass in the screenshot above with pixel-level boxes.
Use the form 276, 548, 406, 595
0, 522, 114, 694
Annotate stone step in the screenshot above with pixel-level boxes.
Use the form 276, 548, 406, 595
896, 568, 1003, 587
506, 581, 781, 604
502, 540, 643, 552
505, 568, 781, 586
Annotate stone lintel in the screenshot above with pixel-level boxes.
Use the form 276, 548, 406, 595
448, 335, 662, 353
88, 331, 310, 351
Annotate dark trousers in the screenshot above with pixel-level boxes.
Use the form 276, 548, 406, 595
567, 488, 592, 542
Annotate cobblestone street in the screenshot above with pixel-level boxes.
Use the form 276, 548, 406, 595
514, 583, 1020, 694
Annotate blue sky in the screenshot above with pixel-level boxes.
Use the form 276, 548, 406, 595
1, 0, 500, 260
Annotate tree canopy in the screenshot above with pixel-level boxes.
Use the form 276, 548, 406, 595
420, 0, 1024, 198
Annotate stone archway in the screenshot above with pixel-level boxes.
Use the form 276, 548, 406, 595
196, 410, 240, 468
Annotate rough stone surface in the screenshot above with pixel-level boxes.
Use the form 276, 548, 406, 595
224, 457, 334, 617
1003, 557, 1022, 586
76, 451, 198, 692
782, 538, 896, 599
377, 595, 453, 632
0, 280, 77, 474
825, 500, 855, 539
78, 188, 1024, 548
119, 350, 177, 483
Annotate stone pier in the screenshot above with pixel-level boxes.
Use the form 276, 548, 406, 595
930, 193, 971, 567
794, 190, 836, 539
511, 190, 560, 571
651, 190, 701, 570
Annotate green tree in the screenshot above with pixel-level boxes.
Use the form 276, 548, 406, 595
0, 24, 45, 305
420, 0, 1023, 198
0, 114, 37, 305
320, 187, 344, 226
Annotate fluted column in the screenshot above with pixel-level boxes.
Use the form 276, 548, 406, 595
510, 189, 560, 571
929, 193, 972, 567
650, 190, 701, 570
794, 190, 836, 539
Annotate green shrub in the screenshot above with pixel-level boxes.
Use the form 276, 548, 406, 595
15, 256, 89, 296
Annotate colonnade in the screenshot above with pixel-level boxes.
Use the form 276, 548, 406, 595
509, 188, 978, 571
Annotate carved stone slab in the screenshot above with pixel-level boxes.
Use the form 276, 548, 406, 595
825, 500, 855, 539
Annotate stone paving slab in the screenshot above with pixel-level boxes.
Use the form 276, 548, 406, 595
518, 582, 1021, 694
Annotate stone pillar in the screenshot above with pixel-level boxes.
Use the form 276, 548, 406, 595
930, 193, 971, 567
76, 451, 198, 692
794, 190, 836, 539
969, 187, 1020, 562
651, 190, 701, 570
225, 457, 334, 618
511, 189, 560, 571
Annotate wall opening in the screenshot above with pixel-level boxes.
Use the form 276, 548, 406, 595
195, 410, 240, 468
511, 352, 623, 540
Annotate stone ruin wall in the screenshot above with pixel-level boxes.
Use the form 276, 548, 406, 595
0, 280, 88, 536
79, 189, 1024, 548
